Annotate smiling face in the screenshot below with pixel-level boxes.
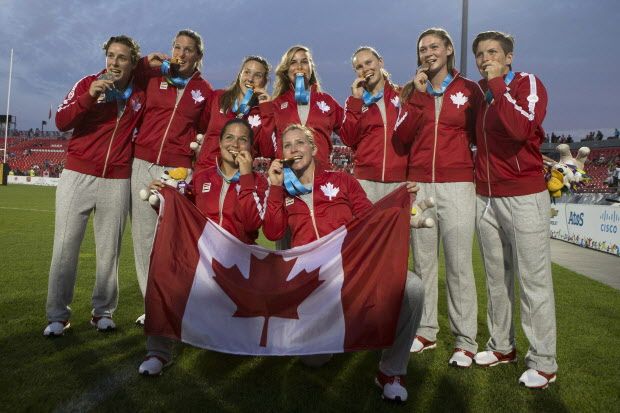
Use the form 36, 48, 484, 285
418, 34, 453, 75
352, 49, 385, 91
282, 127, 317, 173
238, 59, 268, 94
219, 123, 252, 164
105, 42, 136, 88
475, 39, 513, 79
171, 35, 201, 77
287, 50, 313, 85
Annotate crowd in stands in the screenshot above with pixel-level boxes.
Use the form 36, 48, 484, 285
6, 129, 620, 193
545, 128, 620, 143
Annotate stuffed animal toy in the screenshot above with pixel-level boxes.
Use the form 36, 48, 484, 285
410, 197, 435, 228
139, 167, 191, 207
189, 133, 204, 152
544, 144, 591, 199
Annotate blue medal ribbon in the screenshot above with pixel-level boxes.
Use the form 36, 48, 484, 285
217, 165, 240, 184
485, 71, 515, 104
362, 89, 384, 106
232, 88, 254, 117
426, 73, 454, 96
103, 83, 133, 103
294, 74, 309, 105
283, 166, 311, 196
161, 60, 189, 88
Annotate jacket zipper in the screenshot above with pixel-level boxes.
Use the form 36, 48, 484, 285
102, 105, 125, 178
156, 80, 190, 164
218, 182, 227, 226
298, 196, 320, 240
381, 121, 387, 181
431, 96, 442, 183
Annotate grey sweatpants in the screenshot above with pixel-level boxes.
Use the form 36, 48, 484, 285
46, 169, 130, 321
147, 271, 424, 375
410, 182, 478, 353
131, 158, 187, 297
476, 190, 557, 373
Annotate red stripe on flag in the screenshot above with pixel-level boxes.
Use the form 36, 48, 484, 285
341, 186, 411, 351
145, 187, 206, 340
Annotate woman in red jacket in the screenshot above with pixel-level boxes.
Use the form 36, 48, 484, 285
341, 46, 409, 203
263, 124, 424, 403
139, 118, 267, 375
194, 55, 274, 172
393, 28, 483, 368
131, 29, 214, 324
261, 45, 344, 166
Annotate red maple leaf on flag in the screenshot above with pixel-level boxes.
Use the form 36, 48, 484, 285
212, 253, 323, 347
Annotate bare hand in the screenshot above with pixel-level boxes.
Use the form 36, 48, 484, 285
351, 77, 365, 99
414, 64, 430, 93
147, 52, 169, 68
406, 181, 419, 194
148, 179, 165, 191
236, 150, 254, 175
482, 60, 504, 80
254, 87, 271, 102
268, 159, 284, 186
88, 79, 114, 98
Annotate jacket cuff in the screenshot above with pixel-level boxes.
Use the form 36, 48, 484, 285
77, 91, 97, 110
259, 101, 275, 116
488, 77, 508, 100
346, 96, 363, 112
239, 173, 255, 189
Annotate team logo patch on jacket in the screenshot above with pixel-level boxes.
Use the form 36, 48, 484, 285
285, 197, 294, 206
450, 92, 468, 109
391, 96, 400, 108
248, 114, 261, 128
280, 102, 288, 110
202, 182, 211, 193
320, 182, 339, 201
317, 101, 330, 113
160, 82, 168, 90
191, 90, 205, 104
131, 98, 142, 112
361, 106, 369, 113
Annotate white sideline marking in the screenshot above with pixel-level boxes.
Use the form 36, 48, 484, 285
0, 206, 54, 212
53, 362, 136, 413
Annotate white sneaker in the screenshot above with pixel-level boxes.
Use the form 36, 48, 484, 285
43, 321, 70, 337
90, 316, 116, 331
474, 349, 517, 367
375, 371, 407, 402
449, 348, 474, 368
139, 356, 171, 376
410, 335, 436, 353
135, 314, 146, 326
518, 368, 557, 389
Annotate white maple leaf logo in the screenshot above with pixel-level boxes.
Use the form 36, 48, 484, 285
317, 100, 330, 113
131, 98, 142, 112
320, 182, 339, 200
191, 89, 205, 104
248, 114, 261, 128
391, 96, 400, 108
450, 92, 468, 108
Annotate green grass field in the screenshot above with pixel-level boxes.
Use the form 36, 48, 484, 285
0, 184, 618, 412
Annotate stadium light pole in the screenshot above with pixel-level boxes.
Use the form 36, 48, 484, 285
460, 0, 468, 76
3, 48, 13, 164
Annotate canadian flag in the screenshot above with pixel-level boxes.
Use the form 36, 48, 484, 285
145, 186, 411, 355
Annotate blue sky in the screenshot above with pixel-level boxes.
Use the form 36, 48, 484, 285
1, 0, 619, 133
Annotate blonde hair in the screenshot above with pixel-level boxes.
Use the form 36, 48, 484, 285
351, 46, 391, 80
282, 124, 316, 149
273, 45, 322, 98
172, 29, 204, 70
